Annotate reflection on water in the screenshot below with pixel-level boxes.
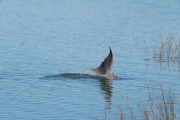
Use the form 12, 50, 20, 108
99, 79, 113, 106
58, 73, 114, 106
46, 73, 114, 117
99, 79, 113, 119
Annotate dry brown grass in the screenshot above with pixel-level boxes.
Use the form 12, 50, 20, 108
153, 34, 180, 63
117, 85, 178, 120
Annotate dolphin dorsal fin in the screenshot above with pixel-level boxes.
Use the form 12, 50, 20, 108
91, 47, 114, 75
104, 46, 114, 71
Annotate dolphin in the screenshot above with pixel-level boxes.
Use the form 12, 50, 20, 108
91, 47, 118, 80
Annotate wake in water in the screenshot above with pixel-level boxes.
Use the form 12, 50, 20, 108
59, 73, 107, 80
42, 73, 107, 81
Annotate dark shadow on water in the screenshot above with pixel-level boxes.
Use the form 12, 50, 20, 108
59, 73, 108, 80
43, 73, 122, 81
42, 73, 107, 80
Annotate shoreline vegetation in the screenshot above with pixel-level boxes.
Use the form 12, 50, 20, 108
153, 35, 180, 63
145, 34, 180, 63
120, 35, 180, 120
117, 85, 178, 120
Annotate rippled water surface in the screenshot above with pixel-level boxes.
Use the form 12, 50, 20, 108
1, 0, 180, 119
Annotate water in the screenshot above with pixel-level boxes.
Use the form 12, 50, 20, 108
0, 0, 180, 119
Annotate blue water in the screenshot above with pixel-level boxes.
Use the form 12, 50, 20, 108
0, 0, 180, 119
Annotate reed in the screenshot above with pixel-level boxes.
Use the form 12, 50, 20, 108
153, 34, 180, 63
116, 85, 178, 120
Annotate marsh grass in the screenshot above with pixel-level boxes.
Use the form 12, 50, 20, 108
153, 34, 180, 63
96, 84, 178, 120
116, 85, 178, 120
143, 86, 176, 120
116, 35, 180, 120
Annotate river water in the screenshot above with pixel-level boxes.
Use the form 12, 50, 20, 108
0, 0, 180, 119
